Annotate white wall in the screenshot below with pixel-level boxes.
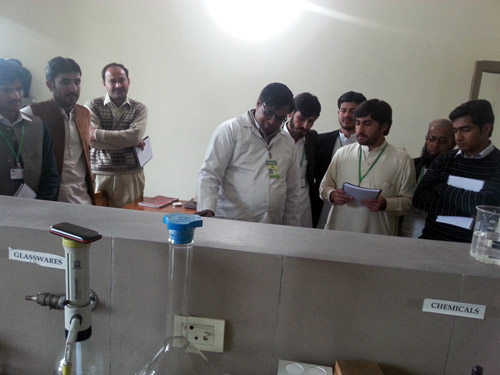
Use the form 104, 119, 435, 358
2, 0, 500, 199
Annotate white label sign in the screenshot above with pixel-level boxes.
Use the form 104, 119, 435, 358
8, 247, 65, 269
422, 298, 485, 320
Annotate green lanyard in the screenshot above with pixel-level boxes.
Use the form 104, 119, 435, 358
358, 143, 388, 185
0, 125, 25, 167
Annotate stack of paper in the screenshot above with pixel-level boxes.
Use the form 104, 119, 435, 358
342, 182, 381, 203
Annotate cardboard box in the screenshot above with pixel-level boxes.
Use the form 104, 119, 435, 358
334, 360, 383, 375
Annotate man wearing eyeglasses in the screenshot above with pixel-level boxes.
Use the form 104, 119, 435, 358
399, 119, 455, 237
196, 83, 301, 226
414, 100, 500, 243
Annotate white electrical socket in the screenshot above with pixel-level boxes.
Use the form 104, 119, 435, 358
174, 315, 225, 353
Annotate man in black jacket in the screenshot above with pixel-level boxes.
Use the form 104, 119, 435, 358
314, 91, 366, 227
399, 119, 455, 237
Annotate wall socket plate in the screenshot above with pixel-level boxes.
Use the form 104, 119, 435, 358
174, 315, 225, 353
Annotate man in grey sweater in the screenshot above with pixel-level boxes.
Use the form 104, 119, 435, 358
86, 63, 148, 207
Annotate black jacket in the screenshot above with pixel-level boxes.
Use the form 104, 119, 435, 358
303, 130, 321, 226
311, 130, 340, 226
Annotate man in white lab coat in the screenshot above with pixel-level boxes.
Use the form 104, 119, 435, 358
196, 83, 301, 226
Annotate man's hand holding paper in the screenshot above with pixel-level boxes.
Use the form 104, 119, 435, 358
330, 188, 353, 205
361, 195, 387, 212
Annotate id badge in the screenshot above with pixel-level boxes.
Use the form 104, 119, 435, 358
10, 168, 24, 180
267, 160, 280, 179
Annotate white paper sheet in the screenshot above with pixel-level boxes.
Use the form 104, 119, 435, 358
447, 175, 484, 192
134, 136, 153, 167
14, 183, 36, 199
436, 215, 474, 230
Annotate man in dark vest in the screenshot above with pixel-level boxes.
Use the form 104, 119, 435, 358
86, 63, 148, 207
0, 59, 59, 199
22, 57, 94, 204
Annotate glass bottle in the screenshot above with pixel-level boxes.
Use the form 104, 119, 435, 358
135, 213, 216, 375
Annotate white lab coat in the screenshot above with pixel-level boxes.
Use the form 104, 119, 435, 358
197, 111, 301, 226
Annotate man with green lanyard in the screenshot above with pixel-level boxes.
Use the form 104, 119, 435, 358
315, 91, 366, 228
319, 99, 416, 236
283, 92, 321, 227
0, 59, 59, 199
399, 119, 455, 237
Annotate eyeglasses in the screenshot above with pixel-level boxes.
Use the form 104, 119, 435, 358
262, 103, 287, 123
425, 136, 451, 145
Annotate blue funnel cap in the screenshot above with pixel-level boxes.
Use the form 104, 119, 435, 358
163, 214, 203, 244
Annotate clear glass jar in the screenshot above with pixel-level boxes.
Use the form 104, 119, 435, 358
134, 214, 216, 375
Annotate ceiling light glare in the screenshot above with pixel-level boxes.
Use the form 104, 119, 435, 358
205, 0, 304, 41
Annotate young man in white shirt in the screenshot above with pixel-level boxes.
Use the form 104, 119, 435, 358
283, 92, 321, 227
22, 57, 94, 204
320, 99, 415, 236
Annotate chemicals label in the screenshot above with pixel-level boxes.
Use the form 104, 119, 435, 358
8, 247, 65, 269
422, 298, 485, 320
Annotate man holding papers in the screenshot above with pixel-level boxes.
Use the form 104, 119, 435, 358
319, 99, 415, 235
86, 63, 148, 207
414, 99, 500, 242
315, 91, 367, 228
